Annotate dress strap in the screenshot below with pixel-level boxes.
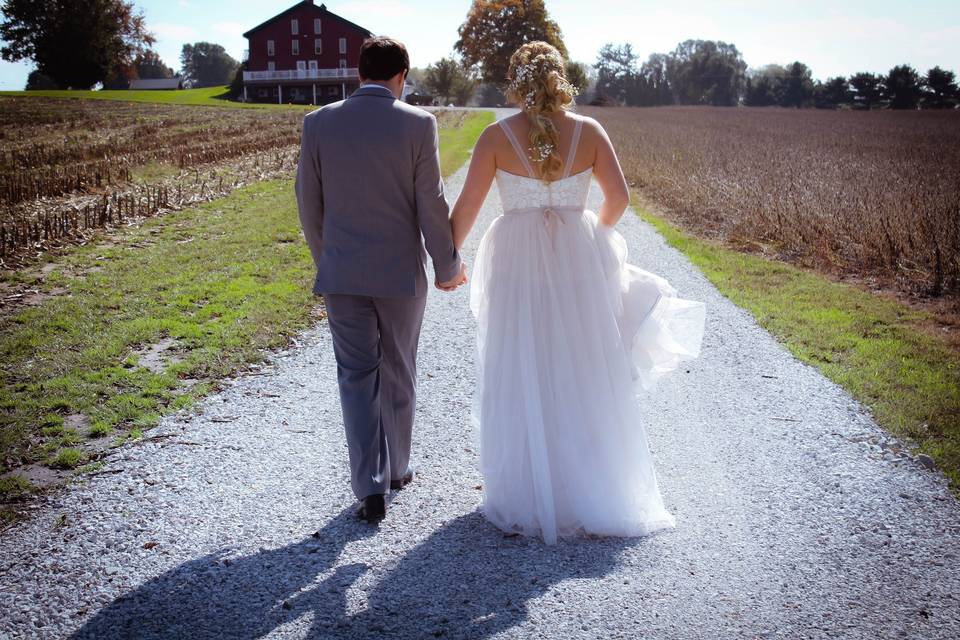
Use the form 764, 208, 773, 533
562, 117, 584, 179
498, 119, 536, 178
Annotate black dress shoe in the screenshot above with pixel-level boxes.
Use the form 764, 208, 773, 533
357, 493, 386, 522
390, 469, 414, 491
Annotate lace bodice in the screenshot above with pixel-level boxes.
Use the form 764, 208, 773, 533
496, 167, 592, 212
496, 117, 592, 213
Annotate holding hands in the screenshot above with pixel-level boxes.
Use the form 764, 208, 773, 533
436, 262, 468, 292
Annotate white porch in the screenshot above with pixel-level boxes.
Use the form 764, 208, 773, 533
243, 68, 359, 82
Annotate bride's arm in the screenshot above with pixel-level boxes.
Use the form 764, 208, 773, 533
450, 125, 497, 250
589, 118, 630, 227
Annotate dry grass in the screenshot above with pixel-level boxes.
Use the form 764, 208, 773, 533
583, 106, 960, 301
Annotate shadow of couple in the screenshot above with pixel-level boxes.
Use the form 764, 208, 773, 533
72, 506, 642, 639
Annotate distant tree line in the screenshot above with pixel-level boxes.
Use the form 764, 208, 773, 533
593, 39, 958, 109
746, 63, 957, 109
593, 41, 746, 107
3, 0, 238, 90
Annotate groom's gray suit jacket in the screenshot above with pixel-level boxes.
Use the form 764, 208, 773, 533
295, 83, 462, 296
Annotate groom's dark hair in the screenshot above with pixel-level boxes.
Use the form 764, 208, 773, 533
359, 36, 410, 81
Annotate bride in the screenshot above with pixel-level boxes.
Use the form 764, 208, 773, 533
449, 42, 706, 545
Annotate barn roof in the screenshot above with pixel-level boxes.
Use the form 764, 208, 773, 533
242, 1, 373, 39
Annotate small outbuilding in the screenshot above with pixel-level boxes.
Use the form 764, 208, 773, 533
129, 78, 184, 90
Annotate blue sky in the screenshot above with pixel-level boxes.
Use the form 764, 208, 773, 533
1, 0, 958, 89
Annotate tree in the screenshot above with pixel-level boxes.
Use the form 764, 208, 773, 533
455, 0, 567, 86
745, 64, 787, 106
406, 67, 427, 88
1, 0, 154, 89
781, 61, 814, 107
666, 39, 746, 106
923, 66, 957, 109
424, 57, 477, 105
452, 71, 479, 105
101, 63, 135, 89
813, 76, 852, 109
476, 83, 507, 107
25, 68, 56, 90
884, 64, 923, 109
180, 42, 238, 88
593, 43, 638, 105
135, 50, 174, 79
228, 63, 245, 100
849, 72, 883, 109
565, 60, 589, 95
639, 53, 672, 106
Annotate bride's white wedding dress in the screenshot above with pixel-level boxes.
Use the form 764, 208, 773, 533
469, 117, 706, 544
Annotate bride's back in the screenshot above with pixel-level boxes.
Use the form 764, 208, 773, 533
494, 112, 597, 181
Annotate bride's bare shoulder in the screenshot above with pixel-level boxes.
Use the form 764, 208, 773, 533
477, 119, 506, 147
571, 113, 604, 135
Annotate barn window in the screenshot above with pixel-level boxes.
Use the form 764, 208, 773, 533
268, 61, 275, 71
292, 40, 300, 55
339, 59, 347, 69
267, 40, 275, 56
315, 38, 322, 55
291, 19, 299, 35
314, 18, 321, 34
339, 38, 347, 54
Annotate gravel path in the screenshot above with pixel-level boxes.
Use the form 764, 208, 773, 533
2, 135, 959, 638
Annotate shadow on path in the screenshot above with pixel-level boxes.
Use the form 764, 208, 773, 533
73, 508, 641, 639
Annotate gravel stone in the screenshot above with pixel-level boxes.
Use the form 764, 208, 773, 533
0, 111, 958, 639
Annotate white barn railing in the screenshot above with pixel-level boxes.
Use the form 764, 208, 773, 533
243, 68, 359, 81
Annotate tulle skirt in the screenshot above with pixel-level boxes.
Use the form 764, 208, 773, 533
469, 207, 705, 544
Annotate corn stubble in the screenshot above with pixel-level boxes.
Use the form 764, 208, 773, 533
0, 97, 303, 264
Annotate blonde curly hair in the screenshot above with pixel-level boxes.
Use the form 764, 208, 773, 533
505, 41, 579, 181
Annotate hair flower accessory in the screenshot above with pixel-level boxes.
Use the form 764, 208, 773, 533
506, 49, 579, 110
505, 42, 579, 181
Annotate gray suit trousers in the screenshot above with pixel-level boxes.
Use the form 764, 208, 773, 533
324, 292, 427, 500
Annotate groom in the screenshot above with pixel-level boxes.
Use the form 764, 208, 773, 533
295, 36, 466, 523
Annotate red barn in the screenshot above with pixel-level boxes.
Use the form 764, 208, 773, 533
242, 0, 373, 105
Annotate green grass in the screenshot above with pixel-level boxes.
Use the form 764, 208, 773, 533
0, 86, 310, 110
438, 111, 496, 177
0, 109, 491, 486
0, 475, 34, 500
51, 447, 86, 469
0, 179, 317, 473
633, 197, 960, 491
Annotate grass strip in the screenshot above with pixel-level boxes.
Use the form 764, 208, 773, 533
0, 86, 304, 110
438, 110, 495, 177
633, 197, 960, 492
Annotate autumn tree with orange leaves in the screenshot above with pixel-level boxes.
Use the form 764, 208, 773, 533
455, 0, 568, 86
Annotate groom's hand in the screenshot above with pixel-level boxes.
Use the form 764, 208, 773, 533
436, 262, 468, 292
